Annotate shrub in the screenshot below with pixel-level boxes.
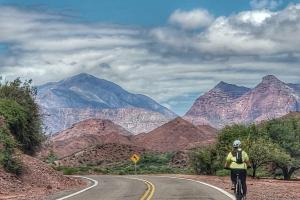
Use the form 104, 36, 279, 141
45, 150, 58, 164
62, 167, 79, 175
1, 151, 22, 175
0, 100, 26, 146
216, 169, 230, 176
0, 126, 22, 175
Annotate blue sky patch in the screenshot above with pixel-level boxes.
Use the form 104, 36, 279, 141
0, 0, 298, 26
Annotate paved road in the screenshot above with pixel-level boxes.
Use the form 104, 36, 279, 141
49, 175, 233, 200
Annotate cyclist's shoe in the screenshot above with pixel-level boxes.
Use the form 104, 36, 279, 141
231, 184, 235, 190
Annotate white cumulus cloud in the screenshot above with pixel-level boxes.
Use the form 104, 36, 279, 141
168, 9, 214, 30
0, 5, 300, 115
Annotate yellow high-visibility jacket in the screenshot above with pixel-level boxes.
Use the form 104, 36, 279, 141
226, 149, 249, 170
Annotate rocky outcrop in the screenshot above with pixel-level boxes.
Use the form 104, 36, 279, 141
184, 75, 300, 128
37, 73, 176, 135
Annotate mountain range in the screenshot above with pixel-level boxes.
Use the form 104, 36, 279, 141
184, 75, 300, 128
38, 74, 300, 134
37, 73, 176, 134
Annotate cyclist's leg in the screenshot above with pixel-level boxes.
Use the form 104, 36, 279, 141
231, 169, 237, 190
240, 169, 247, 196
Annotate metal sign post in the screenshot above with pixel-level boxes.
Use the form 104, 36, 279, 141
130, 154, 140, 175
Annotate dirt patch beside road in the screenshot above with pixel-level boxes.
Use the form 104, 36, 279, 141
174, 175, 300, 200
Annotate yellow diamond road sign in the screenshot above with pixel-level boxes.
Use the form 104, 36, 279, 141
130, 154, 140, 164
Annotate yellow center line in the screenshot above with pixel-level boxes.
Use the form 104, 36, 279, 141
146, 180, 155, 200
140, 181, 151, 200
140, 179, 155, 200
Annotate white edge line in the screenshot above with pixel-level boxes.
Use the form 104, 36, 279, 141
56, 176, 98, 200
147, 175, 235, 200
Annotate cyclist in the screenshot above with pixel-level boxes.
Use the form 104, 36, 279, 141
224, 140, 251, 197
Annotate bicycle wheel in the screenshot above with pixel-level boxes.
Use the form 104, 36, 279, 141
235, 178, 243, 200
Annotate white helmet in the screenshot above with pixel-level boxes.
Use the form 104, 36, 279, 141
233, 140, 241, 148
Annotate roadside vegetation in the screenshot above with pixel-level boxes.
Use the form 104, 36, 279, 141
54, 153, 193, 175
0, 78, 44, 175
190, 114, 300, 180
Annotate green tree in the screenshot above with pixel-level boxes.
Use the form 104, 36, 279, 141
189, 145, 220, 175
217, 124, 261, 154
259, 115, 300, 180
0, 79, 44, 154
248, 138, 290, 178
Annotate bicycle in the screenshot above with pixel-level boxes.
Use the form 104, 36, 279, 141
225, 168, 247, 200
234, 173, 245, 200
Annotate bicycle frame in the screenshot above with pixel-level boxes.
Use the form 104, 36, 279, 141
235, 173, 245, 200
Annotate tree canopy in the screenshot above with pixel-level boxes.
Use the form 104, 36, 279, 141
190, 114, 300, 180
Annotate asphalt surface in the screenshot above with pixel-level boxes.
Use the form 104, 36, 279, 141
49, 175, 233, 200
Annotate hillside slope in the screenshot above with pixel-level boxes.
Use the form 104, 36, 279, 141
0, 117, 84, 200
0, 154, 84, 200
134, 117, 217, 152
41, 119, 134, 158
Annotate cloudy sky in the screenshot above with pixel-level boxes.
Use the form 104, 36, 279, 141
0, 0, 300, 115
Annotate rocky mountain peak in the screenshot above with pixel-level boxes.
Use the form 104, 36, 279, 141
61, 73, 96, 84
214, 81, 230, 88
59, 73, 123, 92
255, 74, 289, 92
70, 72, 93, 79
211, 81, 250, 99
261, 75, 283, 85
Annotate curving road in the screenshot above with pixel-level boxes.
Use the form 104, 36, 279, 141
48, 175, 234, 200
